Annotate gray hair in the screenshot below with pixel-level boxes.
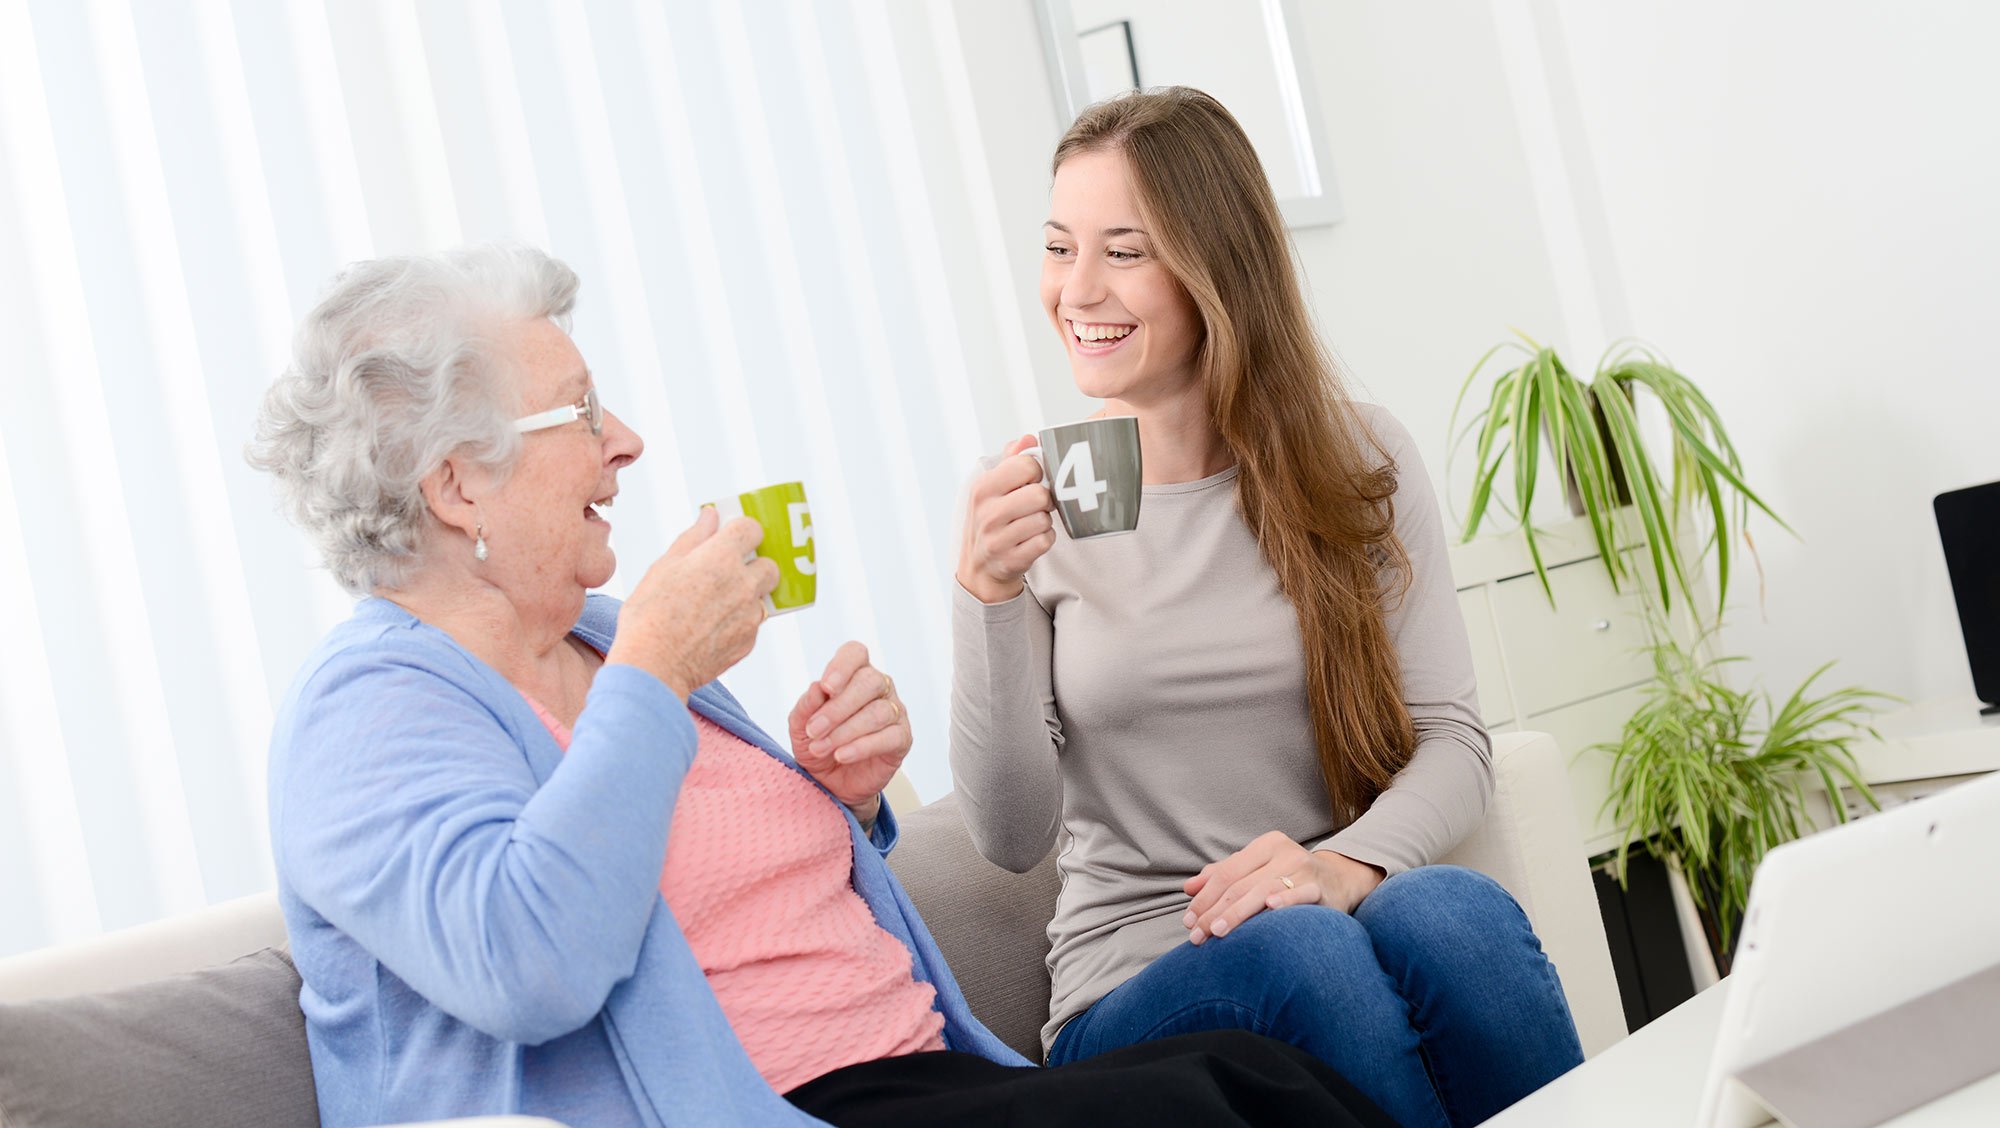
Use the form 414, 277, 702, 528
247, 244, 580, 594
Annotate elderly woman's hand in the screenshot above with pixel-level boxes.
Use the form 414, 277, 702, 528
607, 508, 779, 700
787, 642, 912, 824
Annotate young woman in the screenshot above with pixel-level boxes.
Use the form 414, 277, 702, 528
950, 88, 1584, 1128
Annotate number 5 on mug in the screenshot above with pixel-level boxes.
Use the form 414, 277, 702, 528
788, 501, 816, 576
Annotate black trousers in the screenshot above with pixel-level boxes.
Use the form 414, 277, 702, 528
784, 1029, 1398, 1127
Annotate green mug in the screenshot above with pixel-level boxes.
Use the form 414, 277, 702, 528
703, 481, 816, 615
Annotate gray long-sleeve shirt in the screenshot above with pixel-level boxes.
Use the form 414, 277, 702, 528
948, 403, 1492, 1056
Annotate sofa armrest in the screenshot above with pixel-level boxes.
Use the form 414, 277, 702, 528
0, 891, 287, 1004
1439, 731, 1626, 1057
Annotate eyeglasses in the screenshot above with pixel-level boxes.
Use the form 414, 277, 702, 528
513, 387, 602, 437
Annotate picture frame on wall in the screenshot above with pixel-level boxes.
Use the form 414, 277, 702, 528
1076, 19, 1140, 102
1033, 0, 1343, 228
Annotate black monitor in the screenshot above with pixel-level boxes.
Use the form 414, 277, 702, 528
1935, 480, 2000, 716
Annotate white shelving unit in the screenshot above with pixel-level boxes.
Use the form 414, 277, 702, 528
1450, 513, 2000, 1001
1449, 512, 1655, 859
1448, 512, 1720, 991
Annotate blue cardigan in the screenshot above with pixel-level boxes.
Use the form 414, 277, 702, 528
269, 595, 1026, 1127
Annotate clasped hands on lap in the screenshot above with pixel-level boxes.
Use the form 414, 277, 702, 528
1185, 832, 1386, 942
610, 504, 912, 825
959, 433, 1385, 940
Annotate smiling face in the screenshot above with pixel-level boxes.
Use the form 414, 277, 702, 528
1041, 147, 1204, 406
473, 318, 643, 608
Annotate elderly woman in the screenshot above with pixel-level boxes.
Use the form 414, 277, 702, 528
249, 245, 1391, 1128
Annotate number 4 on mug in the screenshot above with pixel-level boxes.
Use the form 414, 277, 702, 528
787, 501, 816, 575
1051, 440, 1109, 513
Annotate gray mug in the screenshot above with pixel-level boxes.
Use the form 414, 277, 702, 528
1028, 415, 1143, 539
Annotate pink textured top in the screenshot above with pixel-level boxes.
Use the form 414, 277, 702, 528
526, 693, 946, 1092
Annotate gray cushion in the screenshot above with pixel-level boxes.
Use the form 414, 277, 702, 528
0, 947, 317, 1128
887, 793, 1060, 1061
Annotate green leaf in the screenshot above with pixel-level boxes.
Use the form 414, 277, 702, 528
1461, 439, 1512, 544
1459, 369, 1523, 540
1592, 375, 1683, 611
1514, 363, 1552, 602
1449, 340, 1516, 439
1558, 376, 1624, 584
1699, 463, 1732, 609
1654, 394, 1791, 534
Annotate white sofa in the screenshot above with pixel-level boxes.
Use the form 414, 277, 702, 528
0, 731, 1621, 1126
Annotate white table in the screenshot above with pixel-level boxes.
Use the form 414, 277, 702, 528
1488, 979, 2000, 1127
1851, 693, 2000, 786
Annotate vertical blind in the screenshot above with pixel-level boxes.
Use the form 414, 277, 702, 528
0, 0, 1046, 958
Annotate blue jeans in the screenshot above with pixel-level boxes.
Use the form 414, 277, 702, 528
1047, 866, 1584, 1128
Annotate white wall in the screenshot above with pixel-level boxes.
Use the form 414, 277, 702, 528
1287, 2, 1570, 499
965, 0, 1999, 711
1551, 0, 2000, 705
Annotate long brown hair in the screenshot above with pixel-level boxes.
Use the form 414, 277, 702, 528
1054, 88, 1415, 824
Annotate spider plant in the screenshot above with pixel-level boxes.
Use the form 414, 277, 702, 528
1598, 617, 1896, 960
1449, 334, 1793, 614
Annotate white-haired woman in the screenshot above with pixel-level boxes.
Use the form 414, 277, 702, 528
250, 245, 1393, 1128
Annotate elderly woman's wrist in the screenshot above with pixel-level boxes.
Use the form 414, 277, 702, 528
604, 642, 694, 703
847, 793, 882, 829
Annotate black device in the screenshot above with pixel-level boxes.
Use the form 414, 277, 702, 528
1934, 479, 2000, 716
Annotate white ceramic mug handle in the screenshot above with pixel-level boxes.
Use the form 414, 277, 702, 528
704, 496, 759, 565
1023, 440, 1050, 488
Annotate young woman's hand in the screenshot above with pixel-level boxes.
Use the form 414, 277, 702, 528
1181, 831, 1387, 944
955, 435, 1056, 604
788, 642, 912, 825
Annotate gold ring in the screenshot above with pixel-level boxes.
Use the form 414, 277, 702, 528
881, 673, 896, 699
1279, 875, 1295, 890
888, 697, 903, 723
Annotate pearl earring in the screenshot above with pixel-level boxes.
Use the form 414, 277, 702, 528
474, 524, 488, 562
